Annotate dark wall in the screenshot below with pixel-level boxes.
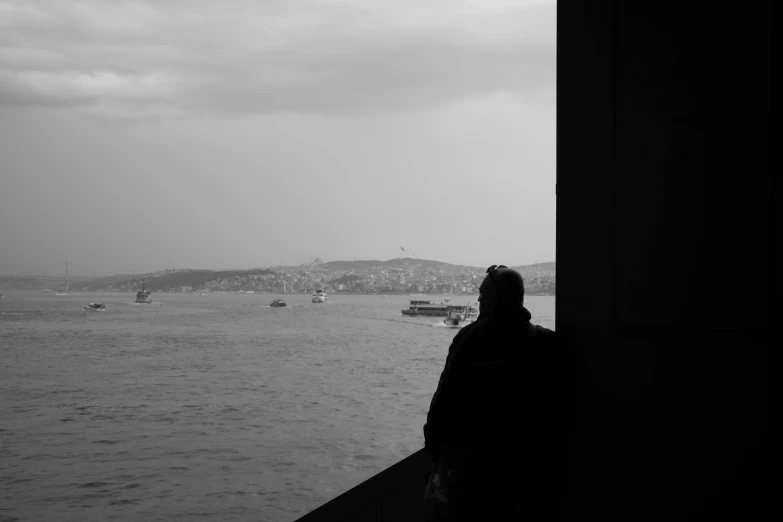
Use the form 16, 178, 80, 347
556, 1, 776, 520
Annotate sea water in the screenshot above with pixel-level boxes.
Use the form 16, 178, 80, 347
0, 292, 555, 521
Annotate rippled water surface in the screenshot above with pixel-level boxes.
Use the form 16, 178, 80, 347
0, 292, 554, 521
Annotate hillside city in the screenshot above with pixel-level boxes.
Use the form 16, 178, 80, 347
0, 258, 556, 296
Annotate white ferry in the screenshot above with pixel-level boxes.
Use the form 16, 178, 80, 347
312, 289, 328, 303
401, 300, 449, 317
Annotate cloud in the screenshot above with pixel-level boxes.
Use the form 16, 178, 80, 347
0, 0, 555, 118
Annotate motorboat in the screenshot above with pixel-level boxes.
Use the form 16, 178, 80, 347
270, 298, 287, 307
443, 305, 479, 327
312, 289, 327, 303
83, 302, 106, 311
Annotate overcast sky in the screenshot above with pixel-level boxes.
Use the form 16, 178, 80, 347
0, 0, 556, 276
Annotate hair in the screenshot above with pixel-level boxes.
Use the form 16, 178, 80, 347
485, 268, 525, 307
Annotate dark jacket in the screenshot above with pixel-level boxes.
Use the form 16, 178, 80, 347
423, 304, 565, 467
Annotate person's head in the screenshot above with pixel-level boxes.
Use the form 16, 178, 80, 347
478, 265, 525, 314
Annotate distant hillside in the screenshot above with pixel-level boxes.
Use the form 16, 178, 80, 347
318, 257, 474, 271
318, 258, 555, 273
135, 269, 276, 291
0, 259, 554, 294
510, 262, 556, 276
27, 268, 279, 292
330, 274, 363, 285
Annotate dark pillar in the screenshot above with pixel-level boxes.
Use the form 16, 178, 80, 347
556, 1, 776, 520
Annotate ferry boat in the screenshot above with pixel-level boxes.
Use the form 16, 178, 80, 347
135, 278, 152, 304
270, 298, 287, 307
83, 302, 106, 311
443, 304, 478, 326
312, 289, 327, 303
401, 300, 449, 317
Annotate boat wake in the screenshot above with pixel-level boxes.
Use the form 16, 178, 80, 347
432, 322, 463, 328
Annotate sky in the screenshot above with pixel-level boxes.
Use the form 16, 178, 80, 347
0, 0, 556, 276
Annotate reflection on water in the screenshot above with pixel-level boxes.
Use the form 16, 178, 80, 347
0, 292, 554, 522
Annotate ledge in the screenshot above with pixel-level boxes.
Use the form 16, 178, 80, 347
295, 449, 432, 522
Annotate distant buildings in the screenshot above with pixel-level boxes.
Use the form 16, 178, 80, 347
3, 262, 554, 295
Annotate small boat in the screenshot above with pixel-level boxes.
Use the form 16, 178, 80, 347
135, 277, 152, 304
312, 289, 327, 303
270, 298, 287, 307
83, 302, 106, 311
443, 305, 479, 327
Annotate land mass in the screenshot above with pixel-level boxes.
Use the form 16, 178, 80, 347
0, 258, 555, 296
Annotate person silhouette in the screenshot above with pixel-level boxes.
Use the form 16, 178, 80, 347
423, 265, 566, 521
